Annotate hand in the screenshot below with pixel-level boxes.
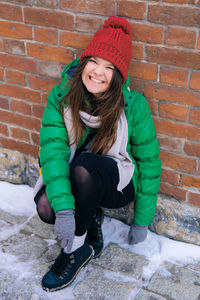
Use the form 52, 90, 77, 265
54, 209, 75, 252
128, 223, 148, 245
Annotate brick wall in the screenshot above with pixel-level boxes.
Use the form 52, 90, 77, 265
0, 0, 200, 207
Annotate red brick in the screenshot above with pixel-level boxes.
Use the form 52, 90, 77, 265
10, 100, 31, 115
147, 99, 158, 115
32, 104, 45, 118
130, 78, 144, 95
41, 93, 48, 105
157, 135, 183, 153
0, 109, 41, 131
165, 27, 196, 49
0, 68, 4, 81
0, 3, 22, 21
0, 21, 32, 39
31, 0, 58, 8
188, 192, 200, 208
164, 0, 196, 3
144, 83, 200, 106
146, 45, 200, 69
6, 70, 25, 85
0, 39, 2, 52
27, 43, 73, 64
148, 4, 200, 27
129, 62, 157, 81
198, 36, 200, 49
24, 7, 74, 30
160, 151, 197, 174
117, 1, 146, 19
153, 117, 200, 141
60, 0, 115, 15
37, 61, 62, 78
159, 103, 188, 121
161, 168, 179, 185
3, 39, 25, 55
0, 136, 38, 156
190, 72, 200, 91
0, 54, 37, 73
28, 75, 59, 92
160, 67, 188, 87
76, 16, 103, 33
189, 109, 200, 126
10, 127, 30, 142
2, 0, 29, 4
60, 32, 93, 49
132, 43, 144, 60
34, 27, 58, 45
0, 97, 9, 110
131, 23, 163, 44
187, 126, 200, 142
0, 84, 41, 103
181, 175, 200, 188
7, 0, 55, 7
159, 182, 186, 201
0, 124, 9, 136
31, 132, 39, 145
184, 142, 200, 157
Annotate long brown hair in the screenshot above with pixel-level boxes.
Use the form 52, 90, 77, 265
61, 57, 124, 154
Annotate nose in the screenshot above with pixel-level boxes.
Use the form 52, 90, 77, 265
93, 65, 104, 77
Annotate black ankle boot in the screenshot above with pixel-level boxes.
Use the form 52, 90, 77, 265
86, 207, 104, 259
41, 242, 94, 292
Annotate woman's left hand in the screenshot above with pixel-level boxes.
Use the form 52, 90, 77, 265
128, 223, 148, 245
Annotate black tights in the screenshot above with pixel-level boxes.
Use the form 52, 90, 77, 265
35, 153, 134, 236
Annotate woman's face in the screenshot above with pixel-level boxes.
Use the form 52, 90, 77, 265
82, 57, 114, 96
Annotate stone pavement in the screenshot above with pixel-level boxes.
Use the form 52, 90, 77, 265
0, 210, 200, 300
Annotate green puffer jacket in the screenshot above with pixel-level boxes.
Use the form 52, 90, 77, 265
39, 58, 161, 226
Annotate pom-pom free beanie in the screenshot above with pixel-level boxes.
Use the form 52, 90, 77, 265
80, 16, 132, 82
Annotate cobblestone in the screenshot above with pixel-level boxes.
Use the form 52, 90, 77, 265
0, 209, 200, 300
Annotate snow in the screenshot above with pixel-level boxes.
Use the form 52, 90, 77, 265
1, 180, 200, 299
0, 181, 36, 217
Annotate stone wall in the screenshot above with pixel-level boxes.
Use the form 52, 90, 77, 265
0, 147, 39, 187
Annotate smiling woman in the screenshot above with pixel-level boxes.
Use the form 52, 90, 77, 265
33, 16, 161, 292
82, 57, 114, 95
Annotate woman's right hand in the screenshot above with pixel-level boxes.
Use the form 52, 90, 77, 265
54, 209, 75, 252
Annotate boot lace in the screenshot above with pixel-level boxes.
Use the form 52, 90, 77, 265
87, 213, 103, 243
49, 252, 75, 279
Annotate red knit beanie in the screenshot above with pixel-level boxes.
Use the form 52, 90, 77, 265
80, 16, 132, 82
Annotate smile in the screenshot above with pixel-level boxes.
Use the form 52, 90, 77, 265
89, 76, 104, 84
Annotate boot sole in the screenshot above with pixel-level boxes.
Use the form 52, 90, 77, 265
42, 246, 94, 292
93, 248, 103, 259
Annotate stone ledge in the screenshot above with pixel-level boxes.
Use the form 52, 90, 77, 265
105, 195, 200, 247
149, 194, 200, 246
0, 147, 39, 187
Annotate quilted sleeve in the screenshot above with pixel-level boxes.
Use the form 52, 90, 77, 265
39, 83, 75, 213
130, 94, 161, 225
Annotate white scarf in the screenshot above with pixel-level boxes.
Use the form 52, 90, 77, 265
64, 107, 134, 191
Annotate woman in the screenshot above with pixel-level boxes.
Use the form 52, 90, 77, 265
34, 16, 161, 292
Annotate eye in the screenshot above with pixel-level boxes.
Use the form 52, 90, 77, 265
88, 58, 97, 64
107, 66, 114, 70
